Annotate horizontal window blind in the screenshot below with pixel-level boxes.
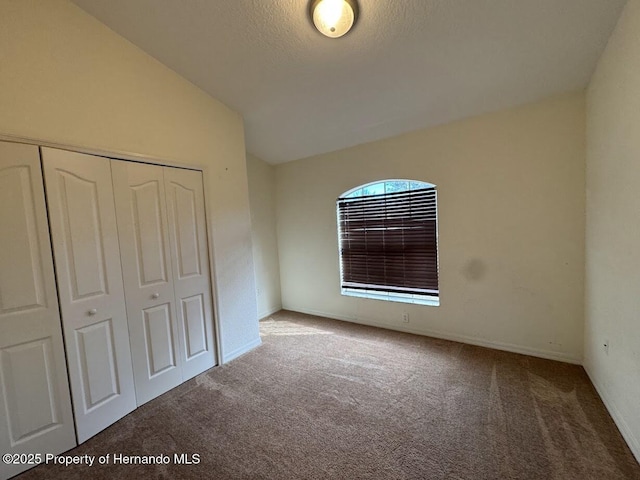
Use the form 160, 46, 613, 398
337, 187, 438, 297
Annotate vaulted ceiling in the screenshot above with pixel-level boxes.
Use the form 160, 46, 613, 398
72, 0, 626, 164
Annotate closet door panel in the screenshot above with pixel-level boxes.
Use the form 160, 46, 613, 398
112, 161, 182, 405
181, 294, 207, 358
165, 168, 216, 380
41, 147, 136, 443
0, 142, 76, 480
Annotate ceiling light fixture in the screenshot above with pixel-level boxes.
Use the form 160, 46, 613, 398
310, 0, 359, 38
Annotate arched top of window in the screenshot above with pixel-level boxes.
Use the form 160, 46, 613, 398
340, 179, 435, 199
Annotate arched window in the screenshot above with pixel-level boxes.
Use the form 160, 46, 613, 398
337, 180, 439, 306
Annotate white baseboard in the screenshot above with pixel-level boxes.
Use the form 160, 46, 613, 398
258, 306, 282, 320
286, 306, 583, 365
221, 337, 262, 364
583, 365, 640, 463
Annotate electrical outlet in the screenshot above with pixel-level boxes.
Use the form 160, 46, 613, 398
402, 313, 409, 323
604, 339, 609, 356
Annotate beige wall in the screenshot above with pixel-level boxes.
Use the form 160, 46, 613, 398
0, 0, 260, 362
247, 153, 282, 318
276, 92, 585, 363
585, 0, 640, 461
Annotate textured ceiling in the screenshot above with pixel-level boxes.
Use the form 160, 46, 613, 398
72, 0, 626, 164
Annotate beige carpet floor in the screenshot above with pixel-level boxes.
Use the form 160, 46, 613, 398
18, 310, 640, 479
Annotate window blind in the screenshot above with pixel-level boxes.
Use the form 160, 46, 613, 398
337, 187, 438, 297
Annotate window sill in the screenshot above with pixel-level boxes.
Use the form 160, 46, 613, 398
341, 288, 440, 307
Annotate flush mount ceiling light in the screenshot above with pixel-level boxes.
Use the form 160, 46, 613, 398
310, 0, 359, 38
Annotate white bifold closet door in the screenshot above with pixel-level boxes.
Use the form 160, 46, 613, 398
112, 161, 216, 405
163, 167, 216, 381
41, 148, 136, 443
111, 161, 183, 405
0, 143, 76, 480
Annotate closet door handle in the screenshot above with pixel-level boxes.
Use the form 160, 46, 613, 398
88, 308, 97, 316
151, 293, 160, 299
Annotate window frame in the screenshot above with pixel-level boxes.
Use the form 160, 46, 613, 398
336, 179, 440, 307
